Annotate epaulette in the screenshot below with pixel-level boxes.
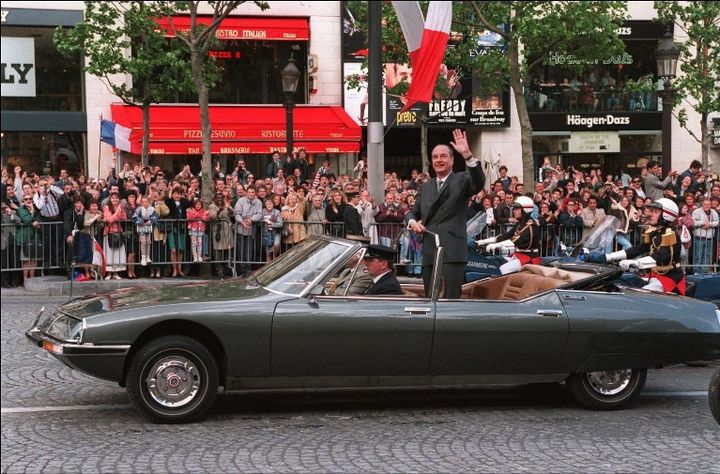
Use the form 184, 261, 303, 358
660, 227, 677, 247
643, 226, 657, 244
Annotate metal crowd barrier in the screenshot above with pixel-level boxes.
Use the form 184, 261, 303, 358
1, 218, 718, 283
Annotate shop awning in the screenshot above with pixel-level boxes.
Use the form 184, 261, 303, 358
156, 16, 310, 41
110, 104, 361, 155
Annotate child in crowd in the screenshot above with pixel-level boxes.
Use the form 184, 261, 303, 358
187, 199, 209, 263
134, 196, 158, 266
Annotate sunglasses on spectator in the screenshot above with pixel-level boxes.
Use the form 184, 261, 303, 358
23, 198, 33, 202
632, 180, 640, 183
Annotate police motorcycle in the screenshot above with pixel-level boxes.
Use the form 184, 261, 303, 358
581, 198, 719, 303
466, 196, 548, 281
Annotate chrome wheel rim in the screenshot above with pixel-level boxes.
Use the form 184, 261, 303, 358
585, 369, 633, 396
145, 356, 201, 408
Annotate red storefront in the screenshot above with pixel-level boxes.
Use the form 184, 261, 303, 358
112, 15, 361, 174
111, 103, 361, 155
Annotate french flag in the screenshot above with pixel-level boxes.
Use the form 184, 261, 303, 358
393, 1, 453, 111
100, 119, 135, 153
92, 237, 106, 277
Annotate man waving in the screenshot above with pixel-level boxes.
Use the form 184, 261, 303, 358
405, 129, 485, 298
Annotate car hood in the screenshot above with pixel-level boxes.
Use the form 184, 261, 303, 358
59, 279, 271, 319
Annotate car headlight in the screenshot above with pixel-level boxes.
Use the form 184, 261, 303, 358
44, 313, 84, 343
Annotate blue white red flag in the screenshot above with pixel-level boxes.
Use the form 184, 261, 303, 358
100, 119, 135, 153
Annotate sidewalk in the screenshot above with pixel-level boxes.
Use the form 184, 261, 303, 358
2, 275, 212, 297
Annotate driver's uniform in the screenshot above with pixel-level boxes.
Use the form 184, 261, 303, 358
625, 224, 685, 295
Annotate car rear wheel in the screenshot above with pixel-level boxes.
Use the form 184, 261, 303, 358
127, 335, 218, 423
567, 368, 646, 410
709, 369, 720, 425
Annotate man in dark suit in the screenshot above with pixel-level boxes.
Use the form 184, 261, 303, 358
405, 129, 485, 298
363, 244, 402, 295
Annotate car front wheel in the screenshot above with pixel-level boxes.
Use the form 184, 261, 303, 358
567, 368, 647, 410
127, 335, 218, 423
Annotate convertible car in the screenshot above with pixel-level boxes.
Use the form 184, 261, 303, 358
26, 235, 720, 423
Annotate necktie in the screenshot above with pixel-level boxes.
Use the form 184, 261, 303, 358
437, 180, 443, 192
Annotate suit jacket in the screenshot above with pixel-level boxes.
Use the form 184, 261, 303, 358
405, 164, 485, 264
364, 271, 402, 295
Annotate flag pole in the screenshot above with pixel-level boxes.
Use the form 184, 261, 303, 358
97, 115, 103, 181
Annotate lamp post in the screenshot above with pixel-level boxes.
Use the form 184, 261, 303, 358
281, 53, 301, 157
656, 30, 680, 175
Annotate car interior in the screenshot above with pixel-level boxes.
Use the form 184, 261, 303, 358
399, 264, 592, 300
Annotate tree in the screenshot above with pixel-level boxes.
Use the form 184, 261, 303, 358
54, 2, 194, 167
347, 1, 628, 186
165, 1, 268, 204
655, 1, 720, 169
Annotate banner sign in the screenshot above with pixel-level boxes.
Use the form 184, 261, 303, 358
569, 131, 620, 153
1, 37, 36, 97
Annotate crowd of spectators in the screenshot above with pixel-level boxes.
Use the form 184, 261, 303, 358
1, 147, 719, 288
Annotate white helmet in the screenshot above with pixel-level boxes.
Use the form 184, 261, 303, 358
513, 195, 535, 214
646, 197, 679, 223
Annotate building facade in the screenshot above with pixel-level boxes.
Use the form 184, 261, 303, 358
1, 1, 717, 184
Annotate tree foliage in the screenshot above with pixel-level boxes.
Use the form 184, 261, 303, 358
655, 1, 720, 167
54, 1, 196, 165
345, 1, 628, 185
164, 0, 269, 204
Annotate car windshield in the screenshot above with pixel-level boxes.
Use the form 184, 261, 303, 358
252, 237, 353, 295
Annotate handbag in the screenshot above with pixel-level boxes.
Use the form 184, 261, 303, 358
108, 232, 125, 249
214, 224, 222, 242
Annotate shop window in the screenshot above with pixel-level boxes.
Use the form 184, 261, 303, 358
1, 132, 86, 176
1, 26, 83, 112
171, 41, 308, 105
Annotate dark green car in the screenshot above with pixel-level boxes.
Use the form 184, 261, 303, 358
26, 235, 720, 423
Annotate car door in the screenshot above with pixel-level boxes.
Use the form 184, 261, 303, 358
430, 291, 569, 376
272, 295, 435, 377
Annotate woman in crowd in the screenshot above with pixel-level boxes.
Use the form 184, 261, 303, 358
208, 194, 234, 279
123, 190, 139, 278
165, 186, 192, 277
151, 191, 170, 279
16, 195, 42, 282
102, 192, 127, 280
608, 195, 634, 250
538, 200, 558, 256
325, 190, 347, 238
280, 190, 307, 249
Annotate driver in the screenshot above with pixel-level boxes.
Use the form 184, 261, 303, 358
475, 196, 540, 274
362, 244, 403, 295
591, 198, 685, 295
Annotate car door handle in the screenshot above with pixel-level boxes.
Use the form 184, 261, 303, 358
537, 309, 563, 317
562, 294, 587, 301
404, 307, 432, 315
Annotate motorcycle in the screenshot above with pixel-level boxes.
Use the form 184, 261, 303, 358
465, 212, 719, 303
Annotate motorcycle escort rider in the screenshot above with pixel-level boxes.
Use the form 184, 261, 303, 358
475, 196, 541, 274
589, 198, 685, 295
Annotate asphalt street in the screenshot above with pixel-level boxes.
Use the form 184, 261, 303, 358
2, 295, 718, 473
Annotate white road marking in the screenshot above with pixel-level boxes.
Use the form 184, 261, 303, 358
0, 391, 710, 414
1, 404, 132, 414
641, 391, 707, 398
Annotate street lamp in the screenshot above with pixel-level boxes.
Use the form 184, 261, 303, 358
656, 29, 680, 174
281, 53, 301, 157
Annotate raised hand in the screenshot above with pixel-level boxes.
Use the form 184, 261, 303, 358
449, 129, 472, 160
